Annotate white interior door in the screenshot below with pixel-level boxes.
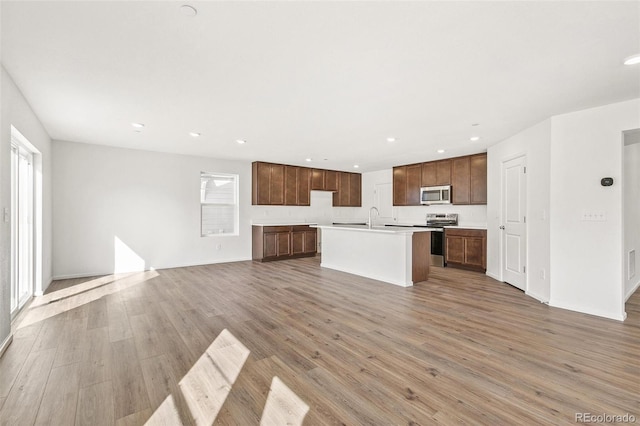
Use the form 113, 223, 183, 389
10, 143, 34, 316
501, 156, 527, 290
374, 183, 393, 222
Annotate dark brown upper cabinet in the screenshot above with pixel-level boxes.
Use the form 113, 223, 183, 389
406, 164, 422, 206
451, 153, 487, 205
284, 166, 298, 205
469, 154, 487, 205
452, 156, 471, 205
332, 172, 361, 207
393, 166, 407, 206
324, 170, 338, 191
310, 169, 339, 192
393, 164, 422, 206
349, 172, 361, 206
393, 153, 486, 206
252, 162, 284, 205
253, 162, 359, 207
335, 172, 350, 206
311, 169, 325, 190
421, 159, 451, 187
284, 166, 311, 206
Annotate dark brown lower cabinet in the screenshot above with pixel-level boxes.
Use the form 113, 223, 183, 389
253, 225, 317, 261
445, 228, 486, 272
292, 228, 316, 255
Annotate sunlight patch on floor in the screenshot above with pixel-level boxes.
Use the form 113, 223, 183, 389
18, 270, 159, 328
260, 376, 309, 426
145, 329, 250, 426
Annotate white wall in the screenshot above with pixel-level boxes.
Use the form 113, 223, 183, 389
53, 140, 254, 278
487, 119, 551, 302
549, 99, 640, 321
0, 66, 53, 348
624, 132, 640, 299
52, 141, 347, 278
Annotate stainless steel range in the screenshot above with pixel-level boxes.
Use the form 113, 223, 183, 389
413, 213, 458, 267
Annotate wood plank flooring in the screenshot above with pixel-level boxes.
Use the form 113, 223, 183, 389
1, 256, 639, 425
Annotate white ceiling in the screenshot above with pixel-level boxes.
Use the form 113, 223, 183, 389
2, 1, 639, 172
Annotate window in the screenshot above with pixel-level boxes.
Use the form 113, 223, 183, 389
200, 172, 239, 236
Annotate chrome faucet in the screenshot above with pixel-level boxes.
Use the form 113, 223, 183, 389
368, 206, 380, 229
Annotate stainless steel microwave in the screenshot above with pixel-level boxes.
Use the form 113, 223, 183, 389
420, 185, 451, 205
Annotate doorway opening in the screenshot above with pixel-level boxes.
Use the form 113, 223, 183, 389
623, 129, 640, 308
10, 127, 39, 318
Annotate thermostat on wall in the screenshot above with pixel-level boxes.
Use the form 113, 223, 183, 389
601, 177, 614, 186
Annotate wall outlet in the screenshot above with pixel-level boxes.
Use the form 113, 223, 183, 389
3, 208, 8, 223
216, 244, 222, 250
540, 268, 546, 280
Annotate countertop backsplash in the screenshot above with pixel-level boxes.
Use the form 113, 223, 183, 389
250, 190, 335, 226
249, 186, 488, 229
394, 204, 488, 228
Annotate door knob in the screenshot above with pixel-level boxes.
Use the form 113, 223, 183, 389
499, 226, 505, 230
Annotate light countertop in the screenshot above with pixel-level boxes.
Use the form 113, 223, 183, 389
313, 224, 431, 234
251, 222, 487, 230
384, 222, 487, 230
445, 225, 487, 230
251, 222, 319, 227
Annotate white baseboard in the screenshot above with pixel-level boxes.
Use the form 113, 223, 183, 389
525, 290, 549, 304
0, 334, 13, 359
42, 276, 53, 294
486, 271, 501, 281
548, 300, 626, 322
52, 257, 252, 281
625, 279, 640, 301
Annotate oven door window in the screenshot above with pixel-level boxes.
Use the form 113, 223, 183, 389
431, 231, 444, 256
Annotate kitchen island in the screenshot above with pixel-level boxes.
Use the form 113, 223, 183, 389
313, 225, 431, 287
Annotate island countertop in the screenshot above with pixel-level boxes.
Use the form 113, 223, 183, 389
313, 224, 431, 234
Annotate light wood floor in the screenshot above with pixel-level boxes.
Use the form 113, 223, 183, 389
1, 256, 639, 425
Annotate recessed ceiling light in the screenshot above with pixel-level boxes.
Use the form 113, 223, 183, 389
180, 5, 197, 17
236, 139, 246, 144
305, 158, 312, 162
189, 132, 201, 137
437, 149, 445, 154
387, 137, 396, 143
624, 54, 640, 65
472, 123, 480, 127
353, 165, 360, 169
470, 136, 481, 142
131, 122, 145, 129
